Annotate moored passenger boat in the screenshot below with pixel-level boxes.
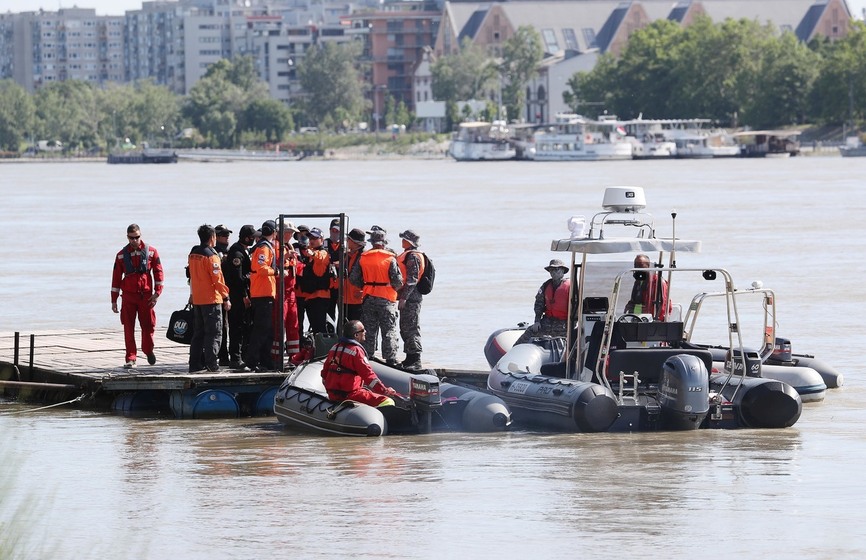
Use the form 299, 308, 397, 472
448, 120, 516, 161
522, 113, 633, 161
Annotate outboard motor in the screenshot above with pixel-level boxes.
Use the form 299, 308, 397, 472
409, 373, 442, 433
724, 348, 762, 378
768, 337, 795, 365
658, 354, 710, 430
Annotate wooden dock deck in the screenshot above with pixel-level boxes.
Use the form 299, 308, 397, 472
0, 329, 287, 418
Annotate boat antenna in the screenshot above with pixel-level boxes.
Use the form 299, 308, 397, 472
667, 209, 677, 288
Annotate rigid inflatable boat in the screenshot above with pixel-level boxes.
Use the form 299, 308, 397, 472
486, 186, 803, 432
274, 358, 511, 436
682, 286, 843, 401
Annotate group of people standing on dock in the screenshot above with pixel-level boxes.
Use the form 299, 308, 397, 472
110, 220, 429, 375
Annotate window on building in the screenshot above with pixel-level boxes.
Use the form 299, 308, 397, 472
582, 28, 597, 49
562, 28, 578, 50
542, 29, 559, 52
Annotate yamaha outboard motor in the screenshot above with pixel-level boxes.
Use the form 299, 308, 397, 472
724, 348, 762, 378
409, 373, 442, 433
659, 354, 710, 430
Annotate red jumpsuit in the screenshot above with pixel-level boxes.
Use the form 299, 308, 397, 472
111, 243, 164, 363
272, 246, 301, 361
321, 339, 395, 407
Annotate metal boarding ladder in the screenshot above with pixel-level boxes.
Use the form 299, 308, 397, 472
616, 369, 640, 403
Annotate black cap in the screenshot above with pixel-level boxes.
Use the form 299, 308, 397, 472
215, 224, 232, 237
330, 218, 341, 230
261, 220, 276, 236
347, 228, 366, 244
239, 224, 256, 238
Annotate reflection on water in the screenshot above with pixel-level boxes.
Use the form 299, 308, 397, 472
2, 159, 866, 557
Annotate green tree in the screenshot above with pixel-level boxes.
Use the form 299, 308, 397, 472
598, 19, 683, 118
500, 26, 544, 122
130, 80, 182, 147
746, 32, 820, 128
296, 41, 366, 129
431, 37, 499, 103
242, 97, 294, 142
184, 57, 269, 147
810, 22, 866, 125
33, 80, 100, 150
0, 79, 35, 151
96, 82, 136, 148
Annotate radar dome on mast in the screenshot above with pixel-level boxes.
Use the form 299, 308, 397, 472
602, 186, 646, 213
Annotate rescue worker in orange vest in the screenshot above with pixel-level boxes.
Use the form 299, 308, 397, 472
515, 259, 572, 345
111, 223, 164, 369
297, 226, 332, 334
321, 320, 400, 407
625, 253, 671, 321
188, 224, 231, 373
396, 229, 425, 370
243, 220, 278, 371
343, 228, 367, 321
349, 229, 403, 365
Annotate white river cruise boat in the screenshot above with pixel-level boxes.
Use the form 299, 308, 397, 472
522, 113, 633, 161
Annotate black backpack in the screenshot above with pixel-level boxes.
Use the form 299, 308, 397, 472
416, 252, 435, 295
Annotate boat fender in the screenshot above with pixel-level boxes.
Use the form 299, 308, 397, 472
461, 393, 512, 432
572, 384, 618, 432
739, 380, 801, 428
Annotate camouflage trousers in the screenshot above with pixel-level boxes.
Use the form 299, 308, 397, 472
399, 298, 422, 354
515, 316, 567, 345
360, 296, 399, 362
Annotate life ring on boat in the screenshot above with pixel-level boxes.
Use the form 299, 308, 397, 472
585, 134, 593, 143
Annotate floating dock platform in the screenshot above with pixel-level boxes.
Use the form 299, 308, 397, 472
0, 329, 285, 419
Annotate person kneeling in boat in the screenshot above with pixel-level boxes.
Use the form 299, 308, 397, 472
624, 254, 671, 321
321, 320, 401, 407
515, 259, 572, 345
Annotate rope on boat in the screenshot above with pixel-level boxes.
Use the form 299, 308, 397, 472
0, 393, 88, 415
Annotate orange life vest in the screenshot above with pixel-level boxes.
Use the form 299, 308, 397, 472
343, 249, 365, 305
544, 279, 571, 320
360, 249, 398, 302
397, 250, 425, 289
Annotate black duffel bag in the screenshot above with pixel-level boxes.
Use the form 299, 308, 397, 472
166, 304, 194, 345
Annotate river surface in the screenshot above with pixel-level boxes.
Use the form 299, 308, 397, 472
1, 157, 865, 558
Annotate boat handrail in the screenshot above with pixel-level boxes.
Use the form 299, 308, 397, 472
683, 286, 777, 362
569, 266, 751, 404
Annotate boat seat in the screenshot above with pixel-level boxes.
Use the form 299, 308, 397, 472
539, 361, 568, 378
606, 348, 713, 384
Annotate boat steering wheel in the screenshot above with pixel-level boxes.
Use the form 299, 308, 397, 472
617, 313, 644, 323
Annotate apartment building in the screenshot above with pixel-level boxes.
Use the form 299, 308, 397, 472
344, 2, 440, 130
3, 8, 124, 92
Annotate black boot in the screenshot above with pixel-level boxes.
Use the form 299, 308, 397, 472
402, 353, 422, 370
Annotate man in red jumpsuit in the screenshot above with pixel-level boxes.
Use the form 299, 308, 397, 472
625, 254, 671, 321
111, 223, 164, 369
273, 222, 301, 363
321, 320, 399, 407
